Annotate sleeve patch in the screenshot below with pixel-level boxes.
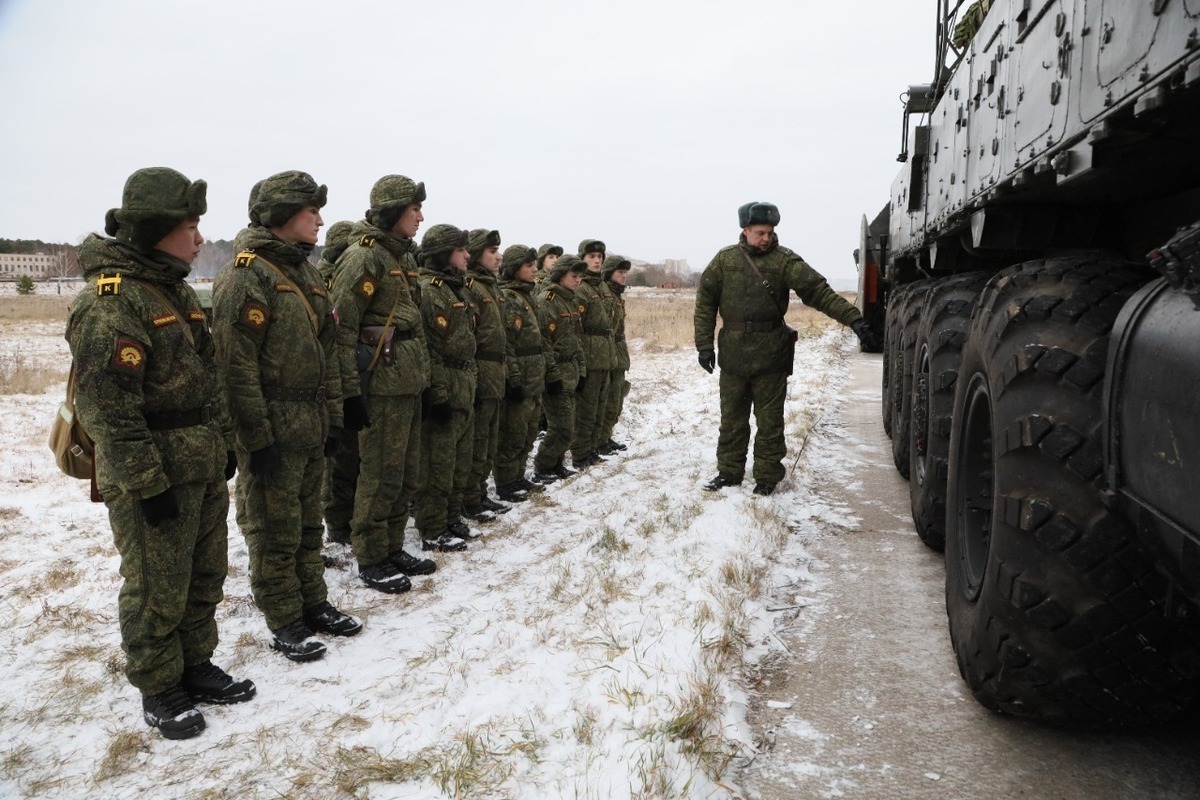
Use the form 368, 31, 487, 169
547, 321, 557, 333
187, 310, 207, 322
434, 311, 449, 330
514, 315, 523, 331
110, 337, 146, 373
237, 299, 271, 333
151, 313, 179, 327
275, 283, 294, 293
578, 303, 587, 314
356, 276, 377, 299
388, 269, 405, 276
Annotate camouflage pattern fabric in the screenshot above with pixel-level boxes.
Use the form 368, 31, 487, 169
533, 279, 585, 471
66, 234, 232, 694
414, 265, 477, 535
316, 220, 356, 289
952, 0, 993, 49
463, 267, 509, 507
600, 269, 630, 444
494, 277, 550, 485
570, 271, 614, 457
329, 221, 430, 566
213, 224, 341, 630
717, 371, 790, 484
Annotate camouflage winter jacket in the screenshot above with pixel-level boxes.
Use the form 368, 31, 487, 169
463, 268, 509, 402
418, 266, 478, 410
500, 278, 553, 394
330, 222, 430, 399
694, 234, 861, 376
66, 235, 231, 498
603, 278, 629, 371
538, 281, 585, 390
576, 272, 615, 372
212, 226, 343, 453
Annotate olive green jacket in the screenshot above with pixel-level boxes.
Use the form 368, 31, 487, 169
538, 282, 586, 389
576, 271, 614, 372
418, 266, 478, 409
213, 226, 343, 452
330, 223, 430, 398
603, 279, 630, 371
66, 235, 231, 498
463, 268, 509, 402
500, 278, 553, 393
694, 235, 861, 376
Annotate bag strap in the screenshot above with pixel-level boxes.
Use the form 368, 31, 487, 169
366, 296, 400, 373
740, 247, 789, 318
137, 281, 196, 349
252, 253, 321, 336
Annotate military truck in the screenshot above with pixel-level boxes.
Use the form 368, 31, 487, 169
857, 0, 1200, 726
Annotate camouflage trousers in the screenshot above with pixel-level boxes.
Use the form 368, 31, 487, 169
717, 370, 790, 485
236, 446, 327, 631
323, 426, 360, 537
352, 394, 422, 567
600, 368, 630, 444
415, 404, 474, 536
534, 385, 576, 471
495, 393, 541, 485
107, 479, 229, 695
463, 397, 501, 508
572, 369, 611, 456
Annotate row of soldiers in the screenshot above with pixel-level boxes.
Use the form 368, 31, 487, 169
65, 167, 633, 740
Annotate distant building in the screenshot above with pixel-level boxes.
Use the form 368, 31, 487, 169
0, 252, 63, 280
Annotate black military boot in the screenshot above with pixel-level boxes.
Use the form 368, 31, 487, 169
270, 619, 327, 662
518, 476, 547, 494
422, 532, 468, 552
143, 685, 205, 740
598, 438, 626, 454
703, 474, 742, 491
496, 482, 529, 502
391, 549, 437, 576
463, 503, 496, 522
480, 493, 511, 514
359, 562, 413, 594
533, 467, 561, 484
553, 460, 576, 479
182, 660, 256, 704
304, 600, 363, 637
447, 518, 479, 540
753, 482, 777, 496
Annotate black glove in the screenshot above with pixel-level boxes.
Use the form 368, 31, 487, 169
575, 375, 587, 394
249, 443, 282, 480
851, 320, 882, 352
224, 451, 238, 481
506, 384, 525, 402
139, 489, 180, 527
430, 401, 453, 424
546, 379, 564, 396
324, 428, 342, 458
343, 396, 371, 431
421, 388, 434, 417
698, 350, 716, 374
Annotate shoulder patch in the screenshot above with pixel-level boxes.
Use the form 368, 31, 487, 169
434, 311, 449, 330
110, 336, 146, 373
310, 285, 327, 298
237, 299, 270, 334
388, 269, 404, 276
234, 252, 257, 268
431, 277, 444, 287
451, 301, 465, 309
355, 276, 376, 299
187, 310, 207, 322
97, 273, 122, 297
275, 283, 293, 293
578, 302, 587, 314
514, 315, 523, 331
359, 234, 376, 247
547, 320, 557, 333
151, 313, 179, 328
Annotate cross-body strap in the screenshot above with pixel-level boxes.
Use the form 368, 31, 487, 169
137, 281, 196, 349
249, 253, 321, 336
740, 247, 789, 318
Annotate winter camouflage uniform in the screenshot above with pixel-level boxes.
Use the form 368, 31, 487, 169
600, 255, 631, 448
213, 172, 343, 633
533, 256, 586, 474
462, 229, 508, 511
330, 177, 430, 568
694, 205, 861, 488
571, 239, 614, 464
414, 224, 478, 540
66, 170, 234, 697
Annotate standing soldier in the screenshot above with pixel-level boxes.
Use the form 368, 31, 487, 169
213, 171, 360, 662
329, 175, 436, 590
598, 254, 632, 455
414, 224, 477, 551
535, 243, 563, 286
570, 239, 614, 468
462, 228, 512, 522
694, 202, 880, 495
68, 167, 253, 740
532, 255, 587, 482
316, 220, 358, 546
495, 244, 552, 500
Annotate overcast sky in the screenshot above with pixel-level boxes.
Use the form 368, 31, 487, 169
0, 0, 932, 285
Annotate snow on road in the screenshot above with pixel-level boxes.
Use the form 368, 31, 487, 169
0, 317, 855, 799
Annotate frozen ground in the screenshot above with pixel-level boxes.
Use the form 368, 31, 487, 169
0, 315, 857, 799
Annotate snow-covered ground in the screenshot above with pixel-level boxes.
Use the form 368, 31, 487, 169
0, 316, 857, 799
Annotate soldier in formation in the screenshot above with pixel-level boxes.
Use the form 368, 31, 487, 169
570, 239, 615, 468
532, 255, 587, 482
598, 254, 631, 454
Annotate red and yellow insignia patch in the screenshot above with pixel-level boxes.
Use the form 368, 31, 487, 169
435, 311, 449, 330
547, 321, 557, 333
388, 269, 404, 277
310, 286, 327, 298
356, 277, 376, 299
275, 283, 293, 293
151, 313, 178, 327
187, 311, 206, 323
514, 316, 523, 331
578, 303, 587, 314
237, 299, 270, 333
111, 337, 146, 373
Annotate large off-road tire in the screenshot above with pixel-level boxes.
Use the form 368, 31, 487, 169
944, 256, 1200, 727
881, 283, 910, 438
909, 273, 990, 551
891, 279, 932, 477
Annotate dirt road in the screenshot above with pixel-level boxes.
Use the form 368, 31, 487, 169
741, 353, 1200, 799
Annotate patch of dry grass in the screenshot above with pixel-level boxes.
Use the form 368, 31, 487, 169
0, 295, 72, 321
0, 348, 64, 394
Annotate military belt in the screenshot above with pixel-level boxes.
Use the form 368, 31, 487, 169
742, 320, 782, 333
476, 351, 505, 363
515, 346, 543, 357
583, 327, 610, 336
145, 404, 213, 430
262, 385, 327, 402
442, 357, 472, 370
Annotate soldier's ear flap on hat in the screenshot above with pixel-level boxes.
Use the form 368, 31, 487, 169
738, 202, 781, 228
